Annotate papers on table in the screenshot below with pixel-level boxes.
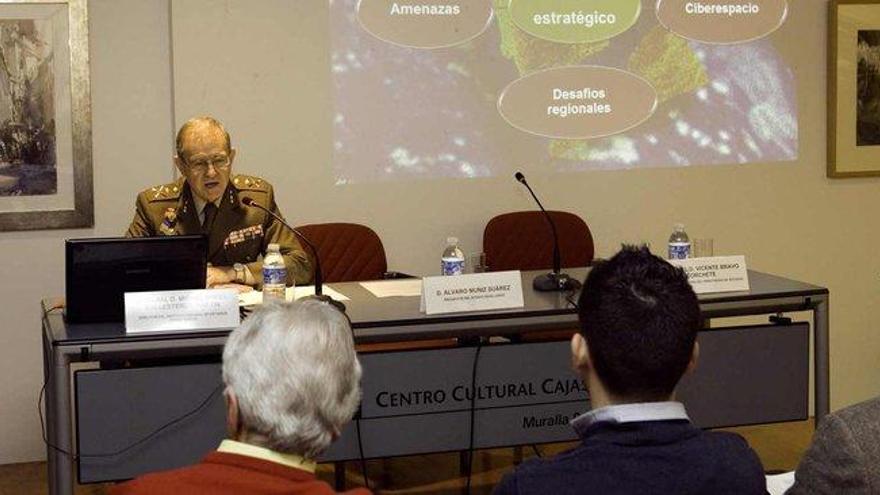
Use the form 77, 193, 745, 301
238, 286, 350, 306
360, 279, 423, 298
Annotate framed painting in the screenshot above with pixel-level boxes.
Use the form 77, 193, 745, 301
0, 0, 92, 230
829, 0, 880, 177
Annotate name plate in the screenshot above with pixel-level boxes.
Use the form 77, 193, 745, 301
420, 271, 524, 315
125, 289, 239, 334
669, 255, 750, 294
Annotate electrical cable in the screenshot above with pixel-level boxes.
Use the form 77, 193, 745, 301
564, 287, 580, 310
464, 341, 484, 494
354, 407, 370, 490
39, 374, 222, 459
41, 298, 225, 459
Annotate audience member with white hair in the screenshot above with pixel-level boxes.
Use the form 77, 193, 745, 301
786, 396, 880, 494
111, 298, 371, 495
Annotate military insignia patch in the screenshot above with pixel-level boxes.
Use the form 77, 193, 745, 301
159, 207, 178, 235
224, 224, 264, 247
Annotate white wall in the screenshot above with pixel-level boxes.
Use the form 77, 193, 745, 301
0, 0, 878, 464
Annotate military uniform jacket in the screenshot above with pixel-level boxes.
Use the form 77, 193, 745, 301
126, 175, 312, 286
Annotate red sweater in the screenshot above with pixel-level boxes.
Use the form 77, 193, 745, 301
109, 451, 372, 495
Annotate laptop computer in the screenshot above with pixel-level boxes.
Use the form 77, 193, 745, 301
65, 235, 208, 323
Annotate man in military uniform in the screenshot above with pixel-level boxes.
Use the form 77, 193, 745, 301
126, 116, 312, 288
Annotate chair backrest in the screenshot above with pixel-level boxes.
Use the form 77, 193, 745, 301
483, 211, 594, 272
295, 223, 388, 283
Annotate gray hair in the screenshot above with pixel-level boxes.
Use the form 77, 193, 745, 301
222, 299, 362, 458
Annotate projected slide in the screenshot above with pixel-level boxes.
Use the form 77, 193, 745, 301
331, 0, 796, 183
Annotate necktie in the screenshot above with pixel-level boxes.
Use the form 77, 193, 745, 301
202, 202, 218, 234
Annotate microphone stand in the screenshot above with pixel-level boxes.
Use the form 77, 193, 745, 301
241, 198, 346, 312
514, 172, 581, 292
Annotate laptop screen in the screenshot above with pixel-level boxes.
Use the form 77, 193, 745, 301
65, 235, 207, 323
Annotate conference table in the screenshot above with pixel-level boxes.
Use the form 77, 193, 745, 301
41, 268, 829, 495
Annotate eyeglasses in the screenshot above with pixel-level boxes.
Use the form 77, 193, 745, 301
184, 155, 231, 174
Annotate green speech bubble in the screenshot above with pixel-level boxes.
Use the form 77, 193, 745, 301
509, 0, 641, 44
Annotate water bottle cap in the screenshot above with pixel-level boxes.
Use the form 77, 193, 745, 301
674, 223, 685, 232
446, 237, 458, 245
267, 243, 280, 252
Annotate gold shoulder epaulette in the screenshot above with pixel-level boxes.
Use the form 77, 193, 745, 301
232, 174, 269, 192
145, 182, 182, 202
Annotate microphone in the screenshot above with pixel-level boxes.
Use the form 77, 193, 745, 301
241, 197, 345, 312
514, 172, 581, 292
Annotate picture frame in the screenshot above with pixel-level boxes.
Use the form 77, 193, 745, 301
0, 0, 92, 230
829, 0, 880, 178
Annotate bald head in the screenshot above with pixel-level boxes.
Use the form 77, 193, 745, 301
176, 116, 232, 157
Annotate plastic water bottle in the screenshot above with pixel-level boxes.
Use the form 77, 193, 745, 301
262, 243, 287, 303
668, 223, 691, 260
441, 237, 465, 276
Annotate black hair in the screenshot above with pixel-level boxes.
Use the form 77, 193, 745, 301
577, 245, 700, 401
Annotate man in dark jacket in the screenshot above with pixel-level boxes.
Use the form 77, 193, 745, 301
126, 116, 311, 287
494, 246, 767, 495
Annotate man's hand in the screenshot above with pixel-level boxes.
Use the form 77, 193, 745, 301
206, 266, 235, 287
